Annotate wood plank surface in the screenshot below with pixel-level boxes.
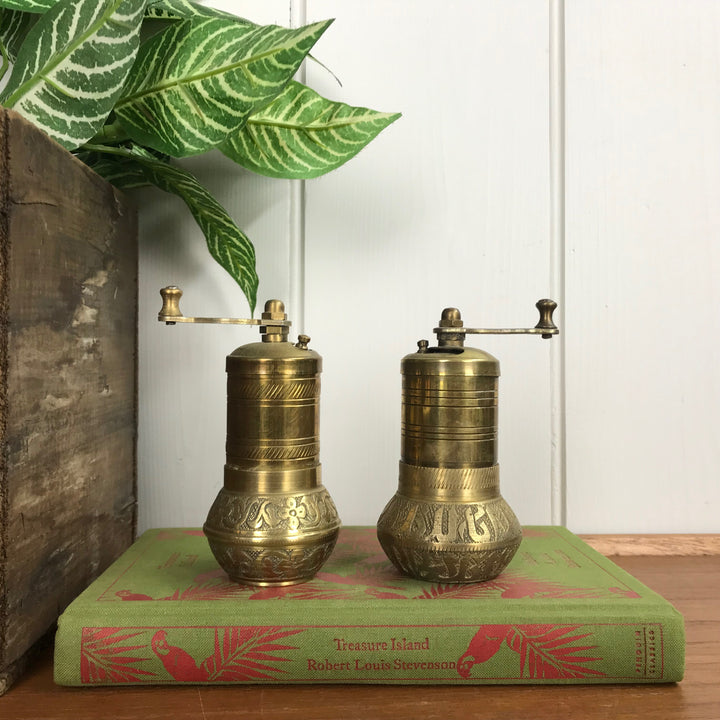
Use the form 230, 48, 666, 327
1, 553, 718, 719
582, 534, 720, 557
0, 108, 137, 693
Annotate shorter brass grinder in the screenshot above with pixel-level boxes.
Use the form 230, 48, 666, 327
377, 300, 558, 584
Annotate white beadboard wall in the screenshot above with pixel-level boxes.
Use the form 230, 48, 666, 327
137, 0, 720, 534
564, 0, 720, 533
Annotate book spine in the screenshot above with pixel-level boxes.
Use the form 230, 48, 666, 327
54, 615, 684, 685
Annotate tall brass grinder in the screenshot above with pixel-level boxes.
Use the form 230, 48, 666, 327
158, 287, 340, 586
377, 299, 558, 584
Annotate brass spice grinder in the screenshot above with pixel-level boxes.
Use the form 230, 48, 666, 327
377, 299, 558, 584
158, 287, 340, 586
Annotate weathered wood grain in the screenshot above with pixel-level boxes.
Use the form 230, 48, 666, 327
0, 108, 137, 694
581, 534, 720, 557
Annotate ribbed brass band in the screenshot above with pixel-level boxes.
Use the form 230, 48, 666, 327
403, 392, 497, 408
226, 439, 319, 463
226, 358, 320, 376
204, 523, 337, 548
224, 464, 320, 493
402, 425, 497, 441
397, 462, 500, 502
228, 379, 319, 400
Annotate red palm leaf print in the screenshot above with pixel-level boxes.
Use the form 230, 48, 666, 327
506, 625, 605, 679
160, 579, 253, 601
200, 627, 304, 681
80, 628, 156, 683
414, 571, 626, 601
458, 624, 606, 680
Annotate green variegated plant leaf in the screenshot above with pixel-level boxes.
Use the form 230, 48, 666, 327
81, 144, 258, 312
0, 0, 57, 12
76, 148, 150, 190
221, 80, 401, 179
0, 0, 397, 308
0, 8, 37, 66
144, 0, 246, 23
114, 17, 332, 158
0, 0, 145, 150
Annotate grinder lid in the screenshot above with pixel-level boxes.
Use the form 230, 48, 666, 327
402, 344, 499, 377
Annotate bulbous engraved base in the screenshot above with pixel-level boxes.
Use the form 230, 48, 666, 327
204, 484, 340, 586
376, 492, 522, 584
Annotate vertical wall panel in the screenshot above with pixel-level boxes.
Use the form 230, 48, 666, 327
304, 1, 553, 525
565, 1, 720, 532
137, 1, 294, 532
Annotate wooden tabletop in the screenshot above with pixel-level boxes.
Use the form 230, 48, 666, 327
1, 538, 719, 720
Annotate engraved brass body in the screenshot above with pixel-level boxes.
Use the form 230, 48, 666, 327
377, 300, 558, 584
158, 287, 340, 586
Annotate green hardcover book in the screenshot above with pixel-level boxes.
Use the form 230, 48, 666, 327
53, 526, 684, 686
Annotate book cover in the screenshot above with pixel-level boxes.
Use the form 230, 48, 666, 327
54, 526, 685, 686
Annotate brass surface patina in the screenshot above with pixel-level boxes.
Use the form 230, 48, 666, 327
158, 287, 340, 586
377, 300, 558, 584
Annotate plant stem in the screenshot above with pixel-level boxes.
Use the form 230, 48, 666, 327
80, 143, 132, 157
87, 121, 131, 145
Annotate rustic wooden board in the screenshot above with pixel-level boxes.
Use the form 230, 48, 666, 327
0, 108, 137, 694
581, 534, 720, 557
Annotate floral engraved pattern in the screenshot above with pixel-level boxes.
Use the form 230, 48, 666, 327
211, 488, 338, 535
379, 494, 522, 545
211, 538, 337, 584
380, 540, 520, 583
377, 495, 521, 582
281, 497, 307, 531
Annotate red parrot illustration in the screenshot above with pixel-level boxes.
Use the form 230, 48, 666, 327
151, 630, 209, 681
457, 624, 604, 680
457, 625, 510, 678
148, 627, 301, 682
